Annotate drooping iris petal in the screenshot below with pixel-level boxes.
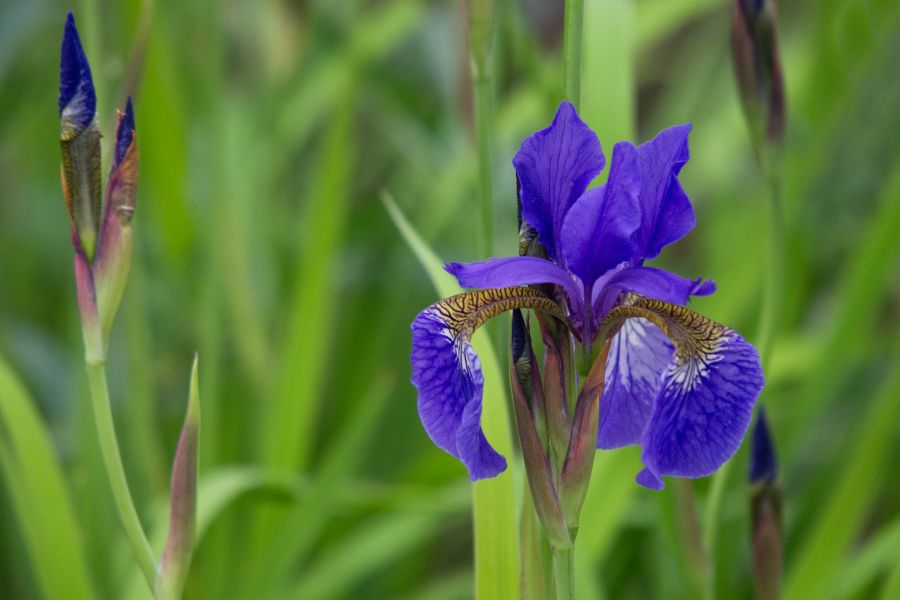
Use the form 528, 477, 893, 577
593, 266, 715, 322
561, 141, 641, 289
638, 329, 763, 489
410, 288, 568, 480
599, 295, 764, 490
633, 124, 696, 260
59, 12, 96, 137
446, 256, 583, 311
597, 318, 673, 449
412, 308, 505, 480
513, 101, 604, 262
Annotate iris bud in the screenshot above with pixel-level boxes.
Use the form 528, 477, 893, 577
749, 407, 783, 600
731, 0, 786, 152
59, 12, 102, 258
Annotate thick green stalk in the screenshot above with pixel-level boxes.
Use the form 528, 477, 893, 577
756, 167, 784, 369
86, 360, 156, 588
562, 0, 585, 108
553, 546, 575, 600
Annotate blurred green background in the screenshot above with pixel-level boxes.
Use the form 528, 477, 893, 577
1, 0, 898, 598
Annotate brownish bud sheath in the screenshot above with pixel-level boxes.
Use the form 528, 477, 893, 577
537, 313, 572, 476
60, 119, 102, 258
509, 327, 571, 549
156, 355, 201, 600
94, 104, 138, 342
749, 409, 783, 599
559, 340, 610, 528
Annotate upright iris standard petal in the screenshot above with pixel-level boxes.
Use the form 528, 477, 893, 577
598, 318, 673, 449
599, 296, 764, 490
561, 141, 641, 288
633, 124, 696, 260
446, 256, 582, 312
411, 288, 568, 480
513, 101, 604, 261
59, 12, 96, 137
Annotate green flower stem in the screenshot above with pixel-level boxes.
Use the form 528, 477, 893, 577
552, 546, 575, 600
86, 360, 156, 588
562, 0, 585, 109
705, 154, 784, 595
473, 71, 494, 257
757, 166, 784, 370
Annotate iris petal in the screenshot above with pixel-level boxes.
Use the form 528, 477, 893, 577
412, 308, 505, 480
593, 266, 715, 324
513, 101, 605, 262
561, 141, 641, 289
634, 124, 696, 260
410, 288, 569, 480
599, 296, 764, 490
638, 328, 762, 489
598, 318, 673, 449
446, 256, 583, 312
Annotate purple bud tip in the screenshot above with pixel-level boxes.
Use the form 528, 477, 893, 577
740, 0, 765, 19
59, 12, 96, 128
115, 97, 136, 165
749, 406, 778, 485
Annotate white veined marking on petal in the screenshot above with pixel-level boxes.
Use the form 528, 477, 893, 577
666, 333, 728, 393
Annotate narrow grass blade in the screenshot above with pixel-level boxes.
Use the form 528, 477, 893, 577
0, 355, 94, 599
785, 352, 900, 598
383, 191, 519, 598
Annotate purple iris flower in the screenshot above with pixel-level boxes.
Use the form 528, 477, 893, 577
411, 101, 764, 489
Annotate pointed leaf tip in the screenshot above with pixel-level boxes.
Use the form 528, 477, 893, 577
156, 356, 200, 599
59, 12, 95, 130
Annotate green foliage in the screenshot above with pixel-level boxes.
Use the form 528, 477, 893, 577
1, 0, 898, 598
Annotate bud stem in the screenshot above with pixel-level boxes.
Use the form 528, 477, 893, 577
552, 546, 575, 600
86, 360, 156, 588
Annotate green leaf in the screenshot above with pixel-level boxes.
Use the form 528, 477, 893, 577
383, 191, 519, 599
785, 353, 900, 599
0, 354, 94, 600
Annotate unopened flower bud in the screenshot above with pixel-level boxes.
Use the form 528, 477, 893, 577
731, 0, 785, 151
59, 12, 102, 258
749, 407, 783, 600
94, 98, 138, 341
